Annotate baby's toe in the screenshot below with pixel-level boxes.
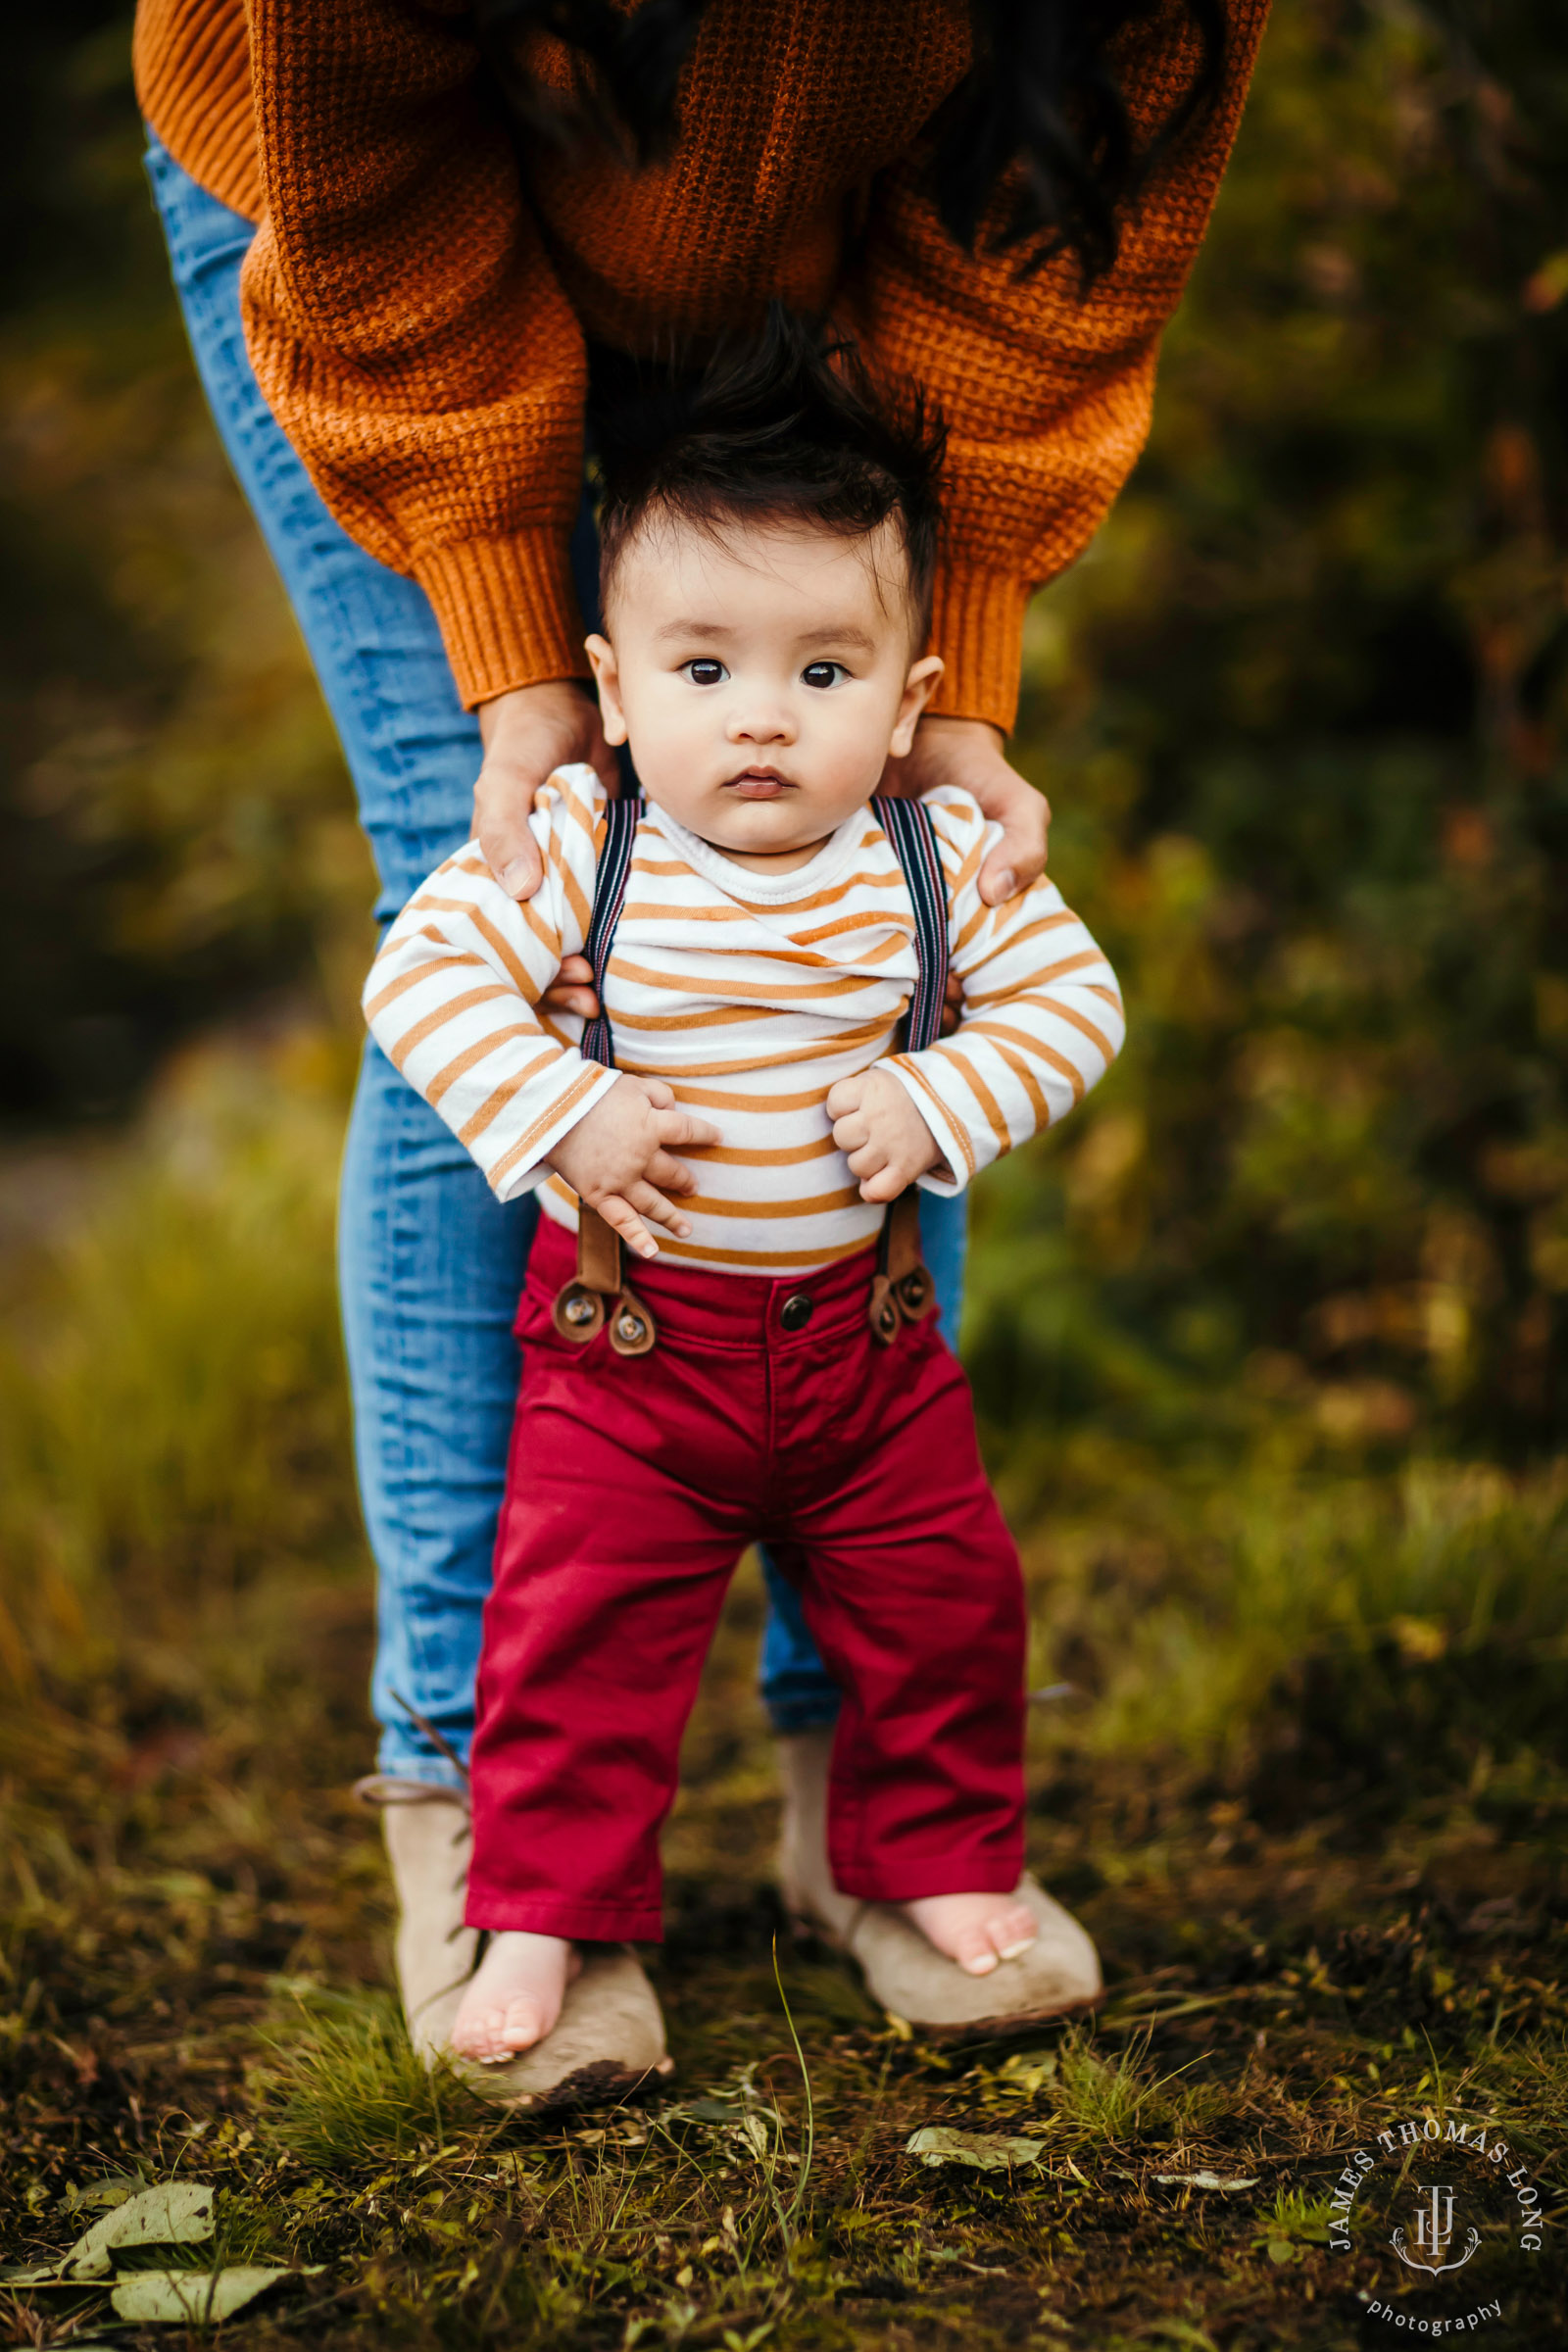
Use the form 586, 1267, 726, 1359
991, 1903, 1038, 1962
497, 1997, 549, 2052
450, 2006, 507, 2062
952, 1925, 1002, 1977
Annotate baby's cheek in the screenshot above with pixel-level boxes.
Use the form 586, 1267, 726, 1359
808, 705, 893, 809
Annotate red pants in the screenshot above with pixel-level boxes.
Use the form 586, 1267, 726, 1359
466, 1216, 1026, 1940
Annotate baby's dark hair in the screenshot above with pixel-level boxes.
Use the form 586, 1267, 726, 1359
592, 307, 946, 642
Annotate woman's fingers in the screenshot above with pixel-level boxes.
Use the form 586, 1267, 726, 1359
540, 953, 601, 1021
978, 800, 1049, 906
889, 713, 1051, 906
474, 682, 615, 900
539, 980, 600, 1019
858, 1164, 908, 1204
475, 751, 545, 901
974, 766, 1050, 905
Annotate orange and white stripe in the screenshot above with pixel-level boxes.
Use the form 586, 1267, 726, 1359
364, 767, 1123, 1276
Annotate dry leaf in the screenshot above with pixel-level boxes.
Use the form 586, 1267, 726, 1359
1152, 2171, 1260, 2192
906, 2127, 1047, 2171
63, 2175, 147, 2214
58, 2183, 217, 2280
110, 2265, 322, 2324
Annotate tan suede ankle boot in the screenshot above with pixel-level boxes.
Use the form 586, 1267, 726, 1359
773, 1727, 1102, 2034
355, 1775, 672, 2107
356, 1779, 476, 2060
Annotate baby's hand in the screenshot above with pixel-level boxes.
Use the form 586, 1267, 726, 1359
546, 1075, 719, 1258
826, 1068, 948, 1203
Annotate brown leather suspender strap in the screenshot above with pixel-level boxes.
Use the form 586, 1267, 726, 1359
868, 1189, 937, 1346
550, 794, 658, 1356
863, 797, 950, 1347
552, 1203, 658, 1356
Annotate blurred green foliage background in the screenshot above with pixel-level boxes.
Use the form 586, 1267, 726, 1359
2, 0, 1567, 1819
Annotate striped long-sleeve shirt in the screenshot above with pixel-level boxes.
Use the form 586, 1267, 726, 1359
364, 767, 1123, 1276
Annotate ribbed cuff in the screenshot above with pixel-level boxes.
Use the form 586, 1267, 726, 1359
135, 5, 266, 224
411, 530, 587, 710
927, 566, 1032, 735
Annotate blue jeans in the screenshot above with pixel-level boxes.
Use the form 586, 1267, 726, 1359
144, 135, 968, 1776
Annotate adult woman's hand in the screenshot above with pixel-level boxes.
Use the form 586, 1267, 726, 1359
475, 679, 619, 900
883, 714, 1050, 906
475, 678, 619, 1016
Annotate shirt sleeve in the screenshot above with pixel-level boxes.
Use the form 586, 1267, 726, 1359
361, 767, 618, 1200
878, 789, 1125, 1193
843, 0, 1271, 732
241, 0, 588, 710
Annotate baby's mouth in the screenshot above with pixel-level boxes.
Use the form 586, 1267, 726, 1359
724, 766, 796, 800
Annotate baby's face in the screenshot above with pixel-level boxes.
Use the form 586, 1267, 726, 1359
585, 514, 941, 869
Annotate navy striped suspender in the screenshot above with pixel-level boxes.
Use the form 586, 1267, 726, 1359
571, 785, 944, 1347
872, 794, 950, 1053
578, 791, 948, 1066
577, 792, 642, 1070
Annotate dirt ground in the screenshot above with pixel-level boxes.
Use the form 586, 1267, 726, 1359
4, 1538, 1565, 2352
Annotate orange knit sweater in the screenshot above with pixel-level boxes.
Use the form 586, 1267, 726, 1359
134, 0, 1269, 725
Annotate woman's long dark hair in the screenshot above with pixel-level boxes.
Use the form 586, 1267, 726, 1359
475, 0, 1226, 286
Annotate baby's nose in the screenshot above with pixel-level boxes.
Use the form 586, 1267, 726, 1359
727, 702, 795, 743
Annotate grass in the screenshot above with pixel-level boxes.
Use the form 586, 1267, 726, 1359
2, 1034, 1567, 2349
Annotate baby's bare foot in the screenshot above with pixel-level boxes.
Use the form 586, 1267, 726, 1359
902, 1891, 1038, 1978
450, 1932, 581, 2062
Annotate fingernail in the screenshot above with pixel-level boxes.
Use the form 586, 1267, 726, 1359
995, 867, 1017, 900
501, 859, 531, 896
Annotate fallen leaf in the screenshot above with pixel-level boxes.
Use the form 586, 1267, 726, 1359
1152, 2172, 1260, 2192
110, 2265, 322, 2324
54, 2183, 216, 2281
906, 2127, 1047, 2172
1266, 2236, 1297, 2265
63, 2174, 147, 2214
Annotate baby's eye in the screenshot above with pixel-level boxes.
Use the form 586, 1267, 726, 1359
683, 659, 728, 687
802, 662, 849, 690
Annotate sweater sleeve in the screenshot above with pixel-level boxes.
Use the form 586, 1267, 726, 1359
362, 767, 619, 1198
877, 790, 1124, 1193
240, 0, 588, 710
846, 0, 1270, 733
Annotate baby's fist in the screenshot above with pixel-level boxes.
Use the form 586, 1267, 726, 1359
826, 1068, 948, 1203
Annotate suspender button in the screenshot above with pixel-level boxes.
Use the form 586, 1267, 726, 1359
780, 1291, 814, 1333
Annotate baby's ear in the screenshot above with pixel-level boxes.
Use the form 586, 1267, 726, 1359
584, 633, 629, 747
890, 654, 945, 757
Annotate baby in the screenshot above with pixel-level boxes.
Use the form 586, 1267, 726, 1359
364, 321, 1123, 2062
